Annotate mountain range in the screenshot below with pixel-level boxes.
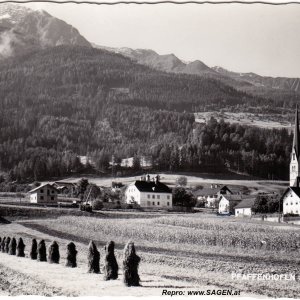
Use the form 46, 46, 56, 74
96, 45, 300, 96
0, 3, 299, 97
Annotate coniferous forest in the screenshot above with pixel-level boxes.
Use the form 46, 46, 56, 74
0, 46, 293, 182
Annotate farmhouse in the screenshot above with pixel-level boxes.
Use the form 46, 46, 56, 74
195, 185, 233, 208
234, 198, 256, 217
28, 183, 58, 204
282, 107, 300, 215
125, 175, 172, 208
218, 194, 245, 214
52, 181, 76, 195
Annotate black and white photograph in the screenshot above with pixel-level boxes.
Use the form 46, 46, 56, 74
0, 0, 300, 298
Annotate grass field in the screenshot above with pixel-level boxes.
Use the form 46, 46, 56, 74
1, 210, 300, 297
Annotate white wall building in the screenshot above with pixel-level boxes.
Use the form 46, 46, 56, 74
282, 187, 300, 215
218, 195, 245, 214
28, 183, 58, 204
234, 198, 255, 217
125, 175, 172, 208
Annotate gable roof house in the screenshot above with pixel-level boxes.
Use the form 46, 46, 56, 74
218, 194, 252, 215
125, 175, 172, 208
281, 187, 300, 216
28, 183, 58, 204
195, 185, 233, 208
234, 197, 256, 217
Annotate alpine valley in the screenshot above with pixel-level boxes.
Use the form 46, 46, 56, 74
0, 4, 295, 183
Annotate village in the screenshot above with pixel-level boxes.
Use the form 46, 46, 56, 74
2, 107, 300, 224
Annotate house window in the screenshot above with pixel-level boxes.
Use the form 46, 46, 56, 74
40, 196, 44, 200
152, 195, 155, 199
291, 203, 293, 205
286, 203, 288, 205
152, 202, 155, 205
147, 195, 150, 199
157, 202, 160, 205
52, 190, 54, 194
157, 195, 160, 199
51, 196, 54, 200
167, 202, 170, 206
293, 153, 296, 160
40, 189, 44, 193
167, 195, 170, 200
147, 201, 151, 206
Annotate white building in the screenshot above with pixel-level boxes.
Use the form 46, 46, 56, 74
218, 195, 245, 214
28, 183, 58, 204
125, 175, 172, 208
281, 187, 300, 215
282, 107, 300, 216
234, 198, 255, 217
195, 185, 233, 208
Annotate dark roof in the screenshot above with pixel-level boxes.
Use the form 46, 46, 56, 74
133, 180, 172, 193
221, 194, 253, 202
281, 187, 300, 199
194, 185, 232, 197
234, 198, 256, 209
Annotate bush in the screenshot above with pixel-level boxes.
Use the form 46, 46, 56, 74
92, 200, 104, 211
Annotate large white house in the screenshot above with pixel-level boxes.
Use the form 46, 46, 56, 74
125, 175, 172, 208
28, 183, 58, 204
282, 107, 300, 216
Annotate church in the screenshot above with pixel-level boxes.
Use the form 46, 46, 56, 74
281, 107, 300, 216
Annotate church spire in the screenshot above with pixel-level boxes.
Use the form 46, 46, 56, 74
293, 105, 300, 158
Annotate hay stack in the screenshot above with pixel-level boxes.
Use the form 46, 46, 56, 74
30, 239, 38, 260
123, 241, 140, 287
103, 241, 118, 280
16, 238, 25, 257
37, 240, 47, 261
66, 242, 77, 268
87, 240, 100, 273
8, 237, 16, 255
48, 241, 60, 264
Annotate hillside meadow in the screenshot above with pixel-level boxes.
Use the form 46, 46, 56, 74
1, 211, 298, 297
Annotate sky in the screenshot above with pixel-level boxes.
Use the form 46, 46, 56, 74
22, 1, 300, 78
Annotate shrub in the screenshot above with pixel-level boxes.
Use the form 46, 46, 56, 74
92, 200, 104, 211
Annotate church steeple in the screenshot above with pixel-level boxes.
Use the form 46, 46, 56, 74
290, 106, 300, 187
293, 105, 300, 159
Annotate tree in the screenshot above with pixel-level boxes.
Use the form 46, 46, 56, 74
172, 187, 196, 207
176, 176, 187, 187
252, 196, 269, 214
77, 178, 89, 200
132, 155, 141, 171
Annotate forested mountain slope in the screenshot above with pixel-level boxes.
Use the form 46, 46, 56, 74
0, 46, 292, 181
